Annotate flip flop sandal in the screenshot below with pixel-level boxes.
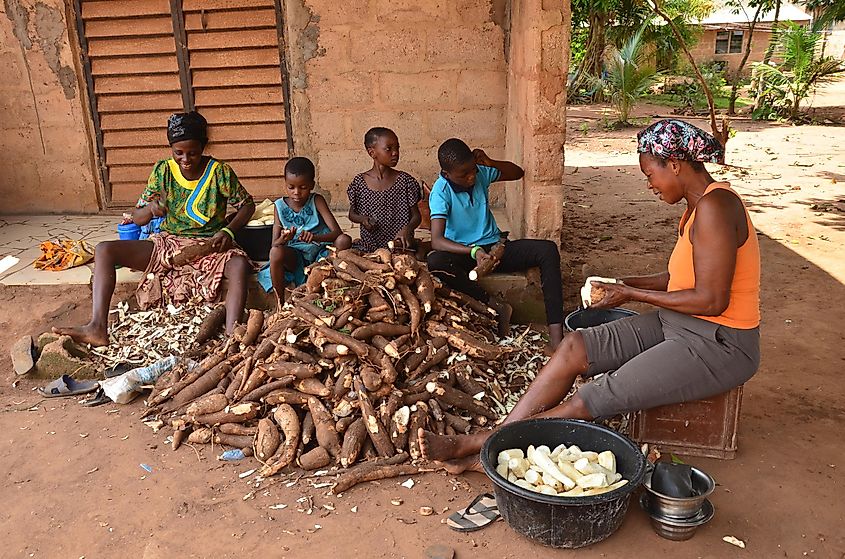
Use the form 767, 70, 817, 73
446, 493, 500, 532
38, 375, 99, 398
80, 387, 111, 407
103, 362, 132, 379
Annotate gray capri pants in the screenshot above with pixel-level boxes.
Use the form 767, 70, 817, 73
577, 309, 760, 418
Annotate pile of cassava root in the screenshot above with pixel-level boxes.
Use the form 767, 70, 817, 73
143, 247, 522, 493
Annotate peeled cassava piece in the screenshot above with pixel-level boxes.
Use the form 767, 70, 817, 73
580, 276, 618, 308
496, 445, 628, 498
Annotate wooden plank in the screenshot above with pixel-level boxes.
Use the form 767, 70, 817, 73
96, 92, 183, 113
207, 123, 286, 143
236, 177, 282, 197
199, 105, 284, 125
221, 159, 286, 178
113, 176, 281, 204
186, 29, 277, 50
91, 55, 178, 76
189, 47, 279, 69
191, 67, 280, 88
194, 86, 282, 106
84, 16, 173, 38
94, 74, 182, 95
110, 182, 146, 205
107, 165, 154, 183
206, 141, 287, 161
82, 0, 170, 20
107, 147, 171, 166
184, 9, 276, 31
87, 36, 176, 57
182, 0, 274, 11
100, 111, 176, 131
103, 129, 169, 149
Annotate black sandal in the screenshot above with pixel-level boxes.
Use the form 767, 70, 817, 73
80, 387, 111, 407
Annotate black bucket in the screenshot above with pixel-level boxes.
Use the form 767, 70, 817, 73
234, 224, 273, 262
564, 307, 638, 331
480, 419, 647, 548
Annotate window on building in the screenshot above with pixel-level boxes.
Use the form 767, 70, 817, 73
730, 30, 744, 52
715, 30, 744, 54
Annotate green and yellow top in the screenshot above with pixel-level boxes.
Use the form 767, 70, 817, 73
137, 158, 253, 238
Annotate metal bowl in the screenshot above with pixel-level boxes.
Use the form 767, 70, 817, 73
640, 493, 715, 541
643, 466, 715, 520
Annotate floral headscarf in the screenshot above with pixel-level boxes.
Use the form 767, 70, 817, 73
637, 119, 724, 164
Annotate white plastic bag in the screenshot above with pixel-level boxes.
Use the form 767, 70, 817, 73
100, 356, 179, 404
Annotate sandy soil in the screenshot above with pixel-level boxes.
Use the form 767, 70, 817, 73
2, 112, 844, 558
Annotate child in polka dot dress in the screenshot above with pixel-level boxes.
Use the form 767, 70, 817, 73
347, 127, 422, 252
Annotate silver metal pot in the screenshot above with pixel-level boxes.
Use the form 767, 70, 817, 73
643, 466, 715, 520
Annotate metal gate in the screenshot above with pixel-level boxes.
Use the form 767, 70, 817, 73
74, 0, 294, 207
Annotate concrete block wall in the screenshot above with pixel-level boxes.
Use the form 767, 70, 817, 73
283, 0, 511, 209
826, 24, 845, 60
0, 0, 98, 214
504, 0, 568, 241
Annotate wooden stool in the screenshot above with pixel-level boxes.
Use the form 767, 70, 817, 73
630, 386, 744, 459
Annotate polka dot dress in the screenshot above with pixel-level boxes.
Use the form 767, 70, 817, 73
347, 171, 422, 252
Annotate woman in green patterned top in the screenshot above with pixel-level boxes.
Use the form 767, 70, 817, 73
55, 112, 256, 347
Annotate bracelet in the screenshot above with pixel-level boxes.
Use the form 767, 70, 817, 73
220, 227, 235, 240
470, 245, 480, 259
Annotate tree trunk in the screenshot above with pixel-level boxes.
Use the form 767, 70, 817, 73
569, 11, 608, 101
754, 0, 781, 108
645, 0, 730, 157
729, 5, 764, 115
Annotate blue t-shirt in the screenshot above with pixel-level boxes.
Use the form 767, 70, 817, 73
428, 165, 501, 246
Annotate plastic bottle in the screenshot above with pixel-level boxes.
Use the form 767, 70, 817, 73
133, 355, 178, 384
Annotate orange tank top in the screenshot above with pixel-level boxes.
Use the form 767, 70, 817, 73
667, 182, 760, 329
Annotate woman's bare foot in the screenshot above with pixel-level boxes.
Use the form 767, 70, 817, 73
52, 323, 109, 347
438, 454, 484, 475
418, 428, 486, 462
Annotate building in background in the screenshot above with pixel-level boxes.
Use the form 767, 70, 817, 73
688, 2, 812, 74
0, 0, 569, 240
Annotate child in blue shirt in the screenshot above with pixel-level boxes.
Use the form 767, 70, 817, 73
258, 157, 351, 307
428, 138, 565, 348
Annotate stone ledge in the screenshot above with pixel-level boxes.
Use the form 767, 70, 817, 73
478, 268, 547, 325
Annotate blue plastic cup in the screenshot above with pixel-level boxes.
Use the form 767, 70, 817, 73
117, 222, 141, 241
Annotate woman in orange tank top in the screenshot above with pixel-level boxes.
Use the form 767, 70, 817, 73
416, 120, 761, 475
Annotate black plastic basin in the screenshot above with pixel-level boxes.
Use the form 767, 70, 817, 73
234, 224, 273, 262
480, 419, 647, 548
564, 307, 638, 331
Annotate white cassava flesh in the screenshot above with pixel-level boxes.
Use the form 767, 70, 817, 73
496, 445, 628, 498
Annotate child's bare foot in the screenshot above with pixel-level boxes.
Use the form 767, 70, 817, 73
52, 323, 109, 347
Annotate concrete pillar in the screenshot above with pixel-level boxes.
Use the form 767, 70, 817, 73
504, 0, 569, 241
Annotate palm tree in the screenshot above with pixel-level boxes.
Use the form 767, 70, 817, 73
752, 21, 845, 120
596, 25, 660, 125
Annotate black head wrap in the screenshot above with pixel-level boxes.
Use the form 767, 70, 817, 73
167, 111, 208, 145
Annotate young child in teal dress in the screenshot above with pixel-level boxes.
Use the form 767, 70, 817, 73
257, 157, 351, 307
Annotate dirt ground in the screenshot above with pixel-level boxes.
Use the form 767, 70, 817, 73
2, 107, 845, 558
